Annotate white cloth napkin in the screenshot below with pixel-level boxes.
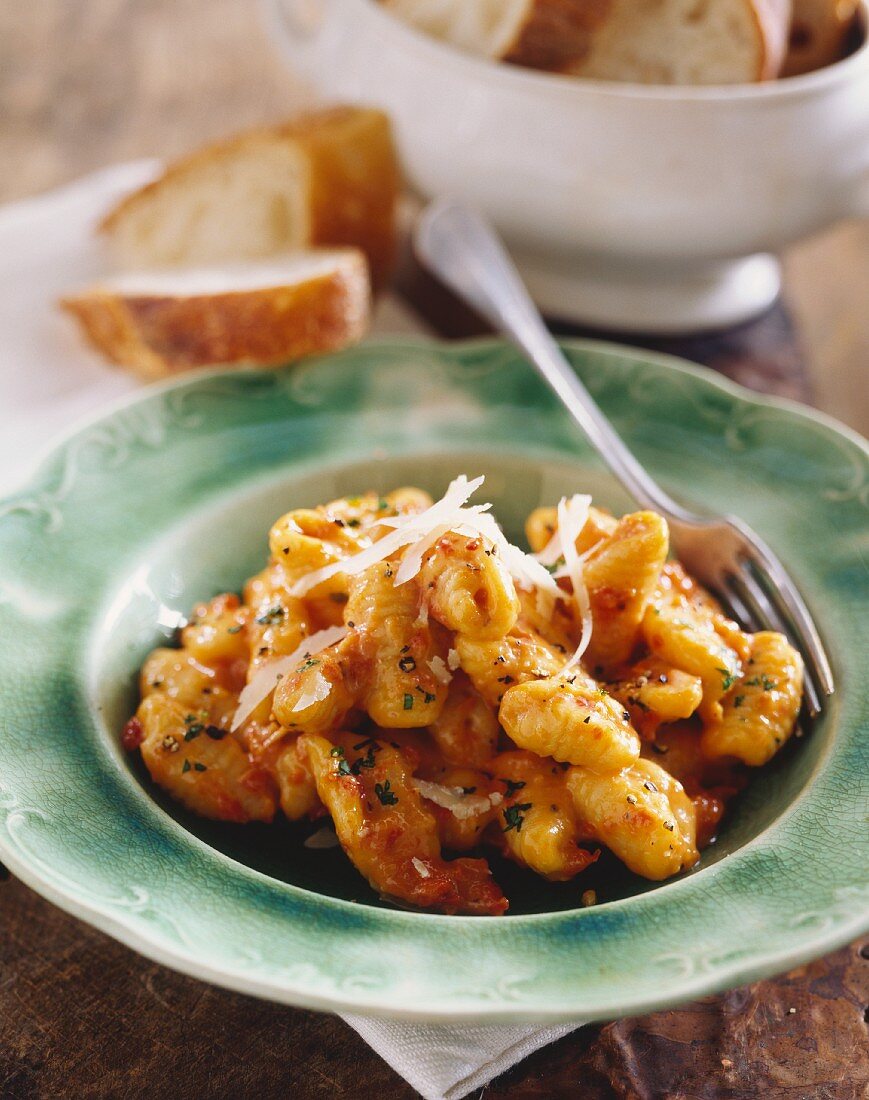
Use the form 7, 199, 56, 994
0, 163, 583, 1099
345, 1017, 578, 1099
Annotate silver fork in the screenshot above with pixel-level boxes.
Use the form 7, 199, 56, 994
414, 198, 834, 717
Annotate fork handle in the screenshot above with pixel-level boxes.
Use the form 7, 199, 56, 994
415, 199, 696, 522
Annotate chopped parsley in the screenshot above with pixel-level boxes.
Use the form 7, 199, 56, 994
205, 725, 228, 740
351, 742, 379, 773
183, 715, 205, 741
226, 624, 242, 635
403, 693, 414, 711
194, 762, 207, 773
330, 745, 352, 776
716, 668, 736, 691
744, 675, 777, 691
501, 778, 526, 798
256, 606, 286, 625
734, 694, 745, 708
346, 517, 361, 528
503, 803, 532, 833
415, 686, 436, 704
374, 780, 398, 806
182, 759, 191, 774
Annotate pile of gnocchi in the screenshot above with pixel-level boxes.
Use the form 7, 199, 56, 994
124, 477, 803, 915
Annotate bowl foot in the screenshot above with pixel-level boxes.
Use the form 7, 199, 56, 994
516, 251, 782, 334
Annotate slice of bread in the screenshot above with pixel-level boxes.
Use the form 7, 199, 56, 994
382, 0, 607, 70
383, 0, 792, 83
99, 107, 399, 288
562, 0, 792, 83
782, 0, 859, 75
60, 251, 370, 380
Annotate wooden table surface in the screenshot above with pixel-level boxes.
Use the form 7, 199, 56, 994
1, 4, 868, 1098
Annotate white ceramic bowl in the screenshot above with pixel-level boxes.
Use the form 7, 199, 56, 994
265, 0, 869, 332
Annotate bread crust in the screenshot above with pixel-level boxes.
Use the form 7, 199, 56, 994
99, 107, 399, 288
291, 107, 401, 290
782, 0, 859, 75
61, 251, 371, 380
502, 0, 612, 71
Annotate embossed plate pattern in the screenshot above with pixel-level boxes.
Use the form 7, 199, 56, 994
0, 338, 866, 1022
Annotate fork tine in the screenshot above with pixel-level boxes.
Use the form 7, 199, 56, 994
728, 568, 823, 718
720, 576, 759, 633
733, 526, 835, 699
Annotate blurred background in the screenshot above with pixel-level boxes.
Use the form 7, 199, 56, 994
1, 0, 866, 434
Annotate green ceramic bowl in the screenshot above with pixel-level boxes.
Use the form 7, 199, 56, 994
0, 338, 866, 1022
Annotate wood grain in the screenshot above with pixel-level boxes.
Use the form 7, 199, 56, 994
1, 875, 867, 1099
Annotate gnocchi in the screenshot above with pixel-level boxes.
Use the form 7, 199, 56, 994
124, 477, 803, 914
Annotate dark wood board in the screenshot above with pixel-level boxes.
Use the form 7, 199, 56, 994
1, 875, 867, 1099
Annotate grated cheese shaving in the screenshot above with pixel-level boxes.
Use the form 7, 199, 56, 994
231, 625, 348, 731
394, 523, 454, 585
411, 856, 431, 878
289, 475, 567, 607
412, 779, 500, 820
427, 655, 452, 685
291, 669, 332, 713
303, 825, 340, 850
288, 475, 485, 596
447, 648, 460, 671
555, 495, 594, 668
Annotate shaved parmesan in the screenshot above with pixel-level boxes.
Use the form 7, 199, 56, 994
411, 856, 431, 878
555, 495, 594, 668
231, 625, 348, 731
447, 648, 460, 671
289, 475, 485, 596
427, 655, 452, 685
412, 779, 501, 820
303, 825, 340, 850
394, 523, 454, 585
532, 494, 592, 568
291, 669, 332, 713
459, 509, 563, 600
290, 474, 568, 622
